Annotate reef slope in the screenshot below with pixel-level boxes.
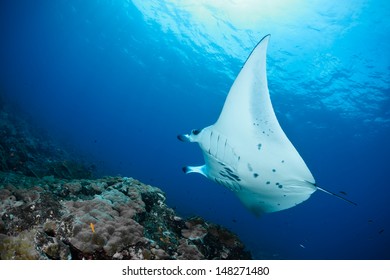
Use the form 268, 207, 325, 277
0, 101, 251, 260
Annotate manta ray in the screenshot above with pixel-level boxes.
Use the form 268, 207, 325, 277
178, 35, 355, 216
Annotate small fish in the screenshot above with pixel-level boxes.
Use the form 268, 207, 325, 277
90, 223, 95, 233
299, 244, 306, 249
378, 229, 384, 234
339, 191, 348, 196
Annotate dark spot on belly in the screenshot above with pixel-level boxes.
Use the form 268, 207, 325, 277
253, 173, 258, 178
272, 169, 276, 172
266, 181, 270, 185
278, 185, 283, 189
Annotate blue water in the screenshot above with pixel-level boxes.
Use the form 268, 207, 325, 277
1, 0, 389, 259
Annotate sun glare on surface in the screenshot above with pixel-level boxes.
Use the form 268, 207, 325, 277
166, 0, 302, 29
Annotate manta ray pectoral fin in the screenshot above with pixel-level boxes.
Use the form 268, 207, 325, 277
182, 165, 207, 177
316, 186, 357, 206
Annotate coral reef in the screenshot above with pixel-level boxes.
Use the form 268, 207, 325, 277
0, 173, 251, 260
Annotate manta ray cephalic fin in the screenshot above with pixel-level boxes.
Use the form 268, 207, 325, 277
182, 165, 207, 177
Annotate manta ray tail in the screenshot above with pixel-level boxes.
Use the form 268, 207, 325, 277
316, 186, 357, 206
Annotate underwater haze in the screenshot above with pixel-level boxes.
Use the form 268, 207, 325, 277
1, 0, 389, 259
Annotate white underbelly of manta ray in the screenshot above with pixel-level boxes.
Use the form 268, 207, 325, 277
178, 34, 354, 216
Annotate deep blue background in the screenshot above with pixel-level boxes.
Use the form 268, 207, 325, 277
1, 0, 389, 259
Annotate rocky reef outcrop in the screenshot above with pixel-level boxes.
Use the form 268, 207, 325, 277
0, 173, 251, 260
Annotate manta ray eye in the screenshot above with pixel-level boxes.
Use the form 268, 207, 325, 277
192, 129, 201, 135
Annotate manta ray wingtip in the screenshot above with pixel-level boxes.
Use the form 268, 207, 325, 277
260, 34, 271, 41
